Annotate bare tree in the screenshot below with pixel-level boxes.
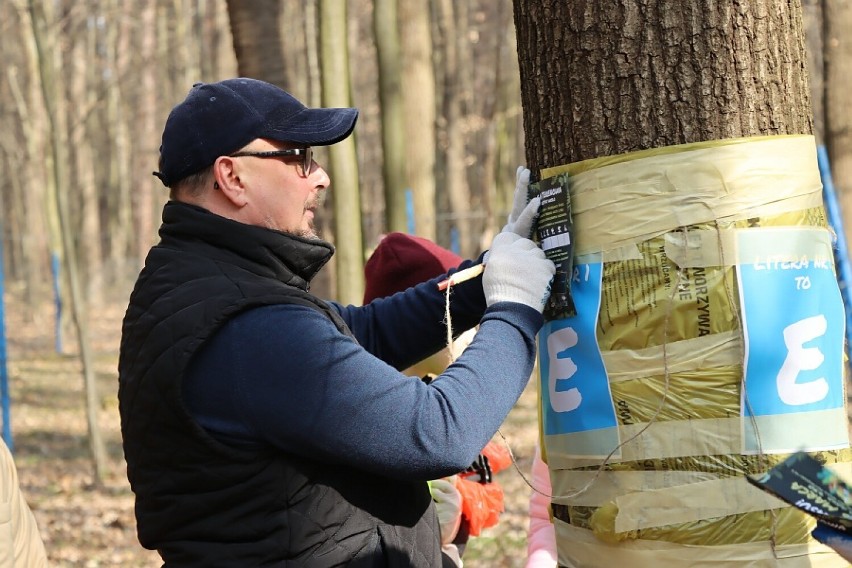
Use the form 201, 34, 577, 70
320, 0, 364, 304
399, 0, 437, 241
69, 3, 104, 305
227, 0, 287, 83
434, 0, 472, 255
374, 0, 408, 234
27, 0, 107, 486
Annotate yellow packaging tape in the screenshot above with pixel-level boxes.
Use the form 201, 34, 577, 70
536, 135, 851, 564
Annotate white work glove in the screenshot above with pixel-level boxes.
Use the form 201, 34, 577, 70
483, 232, 555, 312
504, 166, 536, 238
484, 167, 540, 265
428, 477, 462, 545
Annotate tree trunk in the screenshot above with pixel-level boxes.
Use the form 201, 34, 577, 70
320, 0, 364, 304
515, 1, 847, 564
435, 0, 472, 256
515, 1, 812, 169
104, 0, 133, 276
801, 0, 824, 144
5, 29, 50, 310
399, 0, 437, 241
825, 2, 852, 259
28, 0, 108, 487
70, 6, 104, 306
227, 0, 287, 84
133, 1, 159, 266
374, 0, 408, 234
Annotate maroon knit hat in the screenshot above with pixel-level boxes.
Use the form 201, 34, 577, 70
363, 232, 463, 303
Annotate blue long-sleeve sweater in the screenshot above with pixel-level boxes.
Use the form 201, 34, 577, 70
183, 274, 544, 481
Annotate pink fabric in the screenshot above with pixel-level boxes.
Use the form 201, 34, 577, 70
525, 445, 557, 568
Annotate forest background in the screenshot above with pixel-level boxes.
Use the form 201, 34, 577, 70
1, 0, 852, 566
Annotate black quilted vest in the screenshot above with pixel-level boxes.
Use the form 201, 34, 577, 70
118, 202, 441, 567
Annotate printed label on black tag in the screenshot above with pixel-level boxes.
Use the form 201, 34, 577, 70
529, 172, 576, 320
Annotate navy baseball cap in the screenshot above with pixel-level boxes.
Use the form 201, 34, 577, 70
154, 78, 359, 187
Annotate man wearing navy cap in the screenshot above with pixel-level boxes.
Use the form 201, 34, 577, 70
118, 78, 555, 567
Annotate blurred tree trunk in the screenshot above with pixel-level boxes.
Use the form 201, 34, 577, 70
400, 0, 437, 241
825, 1, 852, 256
304, 0, 321, 107
320, 0, 364, 304
70, 5, 104, 306
476, 1, 512, 253
802, 0, 824, 144
494, 10, 524, 243
28, 0, 107, 486
5, 12, 49, 310
106, 0, 133, 273
174, 0, 197, 88
374, 0, 408, 234
134, 1, 159, 264
227, 0, 286, 84
435, 0, 472, 255
304, 0, 335, 300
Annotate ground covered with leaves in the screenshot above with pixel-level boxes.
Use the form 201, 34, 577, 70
4, 297, 541, 567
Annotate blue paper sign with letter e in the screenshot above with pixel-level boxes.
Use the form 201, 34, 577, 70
737, 228, 848, 453
539, 261, 620, 458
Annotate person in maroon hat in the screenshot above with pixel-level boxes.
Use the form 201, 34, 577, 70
119, 78, 555, 567
364, 232, 520, 566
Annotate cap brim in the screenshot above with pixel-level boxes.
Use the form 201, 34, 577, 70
262, 107, 359, 147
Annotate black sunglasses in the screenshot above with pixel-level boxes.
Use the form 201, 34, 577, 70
229, 147, 313, 177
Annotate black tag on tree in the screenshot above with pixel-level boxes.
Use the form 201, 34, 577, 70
747, 451, 852, 535
528, 172, 576, 320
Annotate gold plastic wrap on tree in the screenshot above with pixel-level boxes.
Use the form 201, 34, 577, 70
537, 136, 852, 566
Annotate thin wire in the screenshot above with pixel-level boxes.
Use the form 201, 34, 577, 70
717, 220, 778, 557
441, 249, 680, 501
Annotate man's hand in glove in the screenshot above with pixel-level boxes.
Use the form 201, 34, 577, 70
483, 231, 555, 312
504, 166, 536, 238
483, 166, 539, 266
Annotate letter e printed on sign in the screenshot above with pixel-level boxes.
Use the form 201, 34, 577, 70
737, 228, 847, 453
539, 261, 620, 458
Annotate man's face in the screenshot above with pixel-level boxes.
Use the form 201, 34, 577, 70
232, 140, 329, 238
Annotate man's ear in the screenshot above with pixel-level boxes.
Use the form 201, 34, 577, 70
212, 156, 248, 207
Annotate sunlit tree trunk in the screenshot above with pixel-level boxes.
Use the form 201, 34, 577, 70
5, 10, 50, 310
399, 0, 437, 241
374, 0, 408, 234
320, 0, 364, 304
